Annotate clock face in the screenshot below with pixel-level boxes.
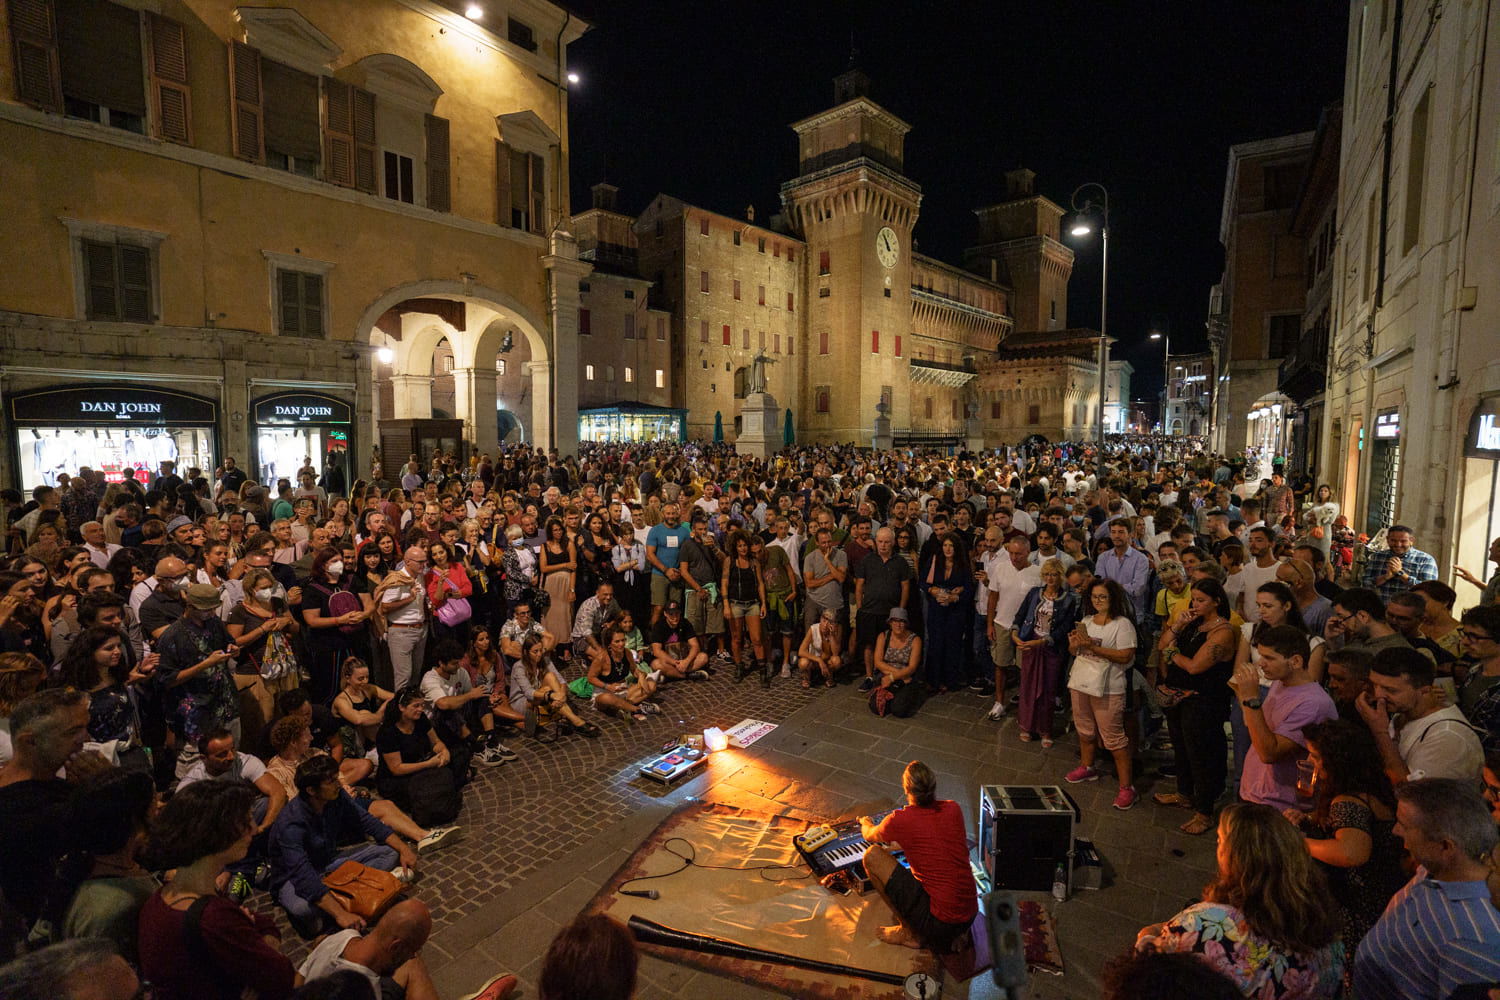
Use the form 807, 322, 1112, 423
876, 227, 899, 268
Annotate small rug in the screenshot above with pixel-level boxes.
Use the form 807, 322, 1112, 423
1019, 900, 1064, 975
585, 800, 943, 1000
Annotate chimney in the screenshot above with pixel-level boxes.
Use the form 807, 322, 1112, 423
1004, 168, 1036, 199
591, 182, 619, 211
745, 205, 756, 222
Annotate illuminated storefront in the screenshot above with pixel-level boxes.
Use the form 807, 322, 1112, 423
249, 392, 354, 489
578, 403, 687, 443
1459, 395, 1500, 575
6, 384, 218, 491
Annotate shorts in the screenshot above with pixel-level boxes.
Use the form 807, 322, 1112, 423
854, 611, 887, 654
990, 625, 1018, 668
764, 597, 798, 636
882, 860, 974, 953
1070, 689, 1128, 751
650, 573, 684, 608
685, 587, 724, 636
728, 600, 761, 619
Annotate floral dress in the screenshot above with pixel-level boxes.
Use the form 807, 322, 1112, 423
1143, 901, 1344, 999
1302, 798, 1406, 997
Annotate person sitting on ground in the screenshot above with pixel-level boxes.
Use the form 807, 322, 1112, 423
645, 599, 710, 681
1353, 778, 1500, 998
331, 657, 395, 769
1135, 802, 1344, 998
568, 625, 660, 723
859, 760, 977, 954
51, 768, 158, 963
137, 780, 297, 1000
538, 912, 638, 1000
870, 607, 922, 717
0, 688, 111, 929
509, 635, 600, 738
0, 938, 144, 1000
270, 754, 419, 935
295, 897, 518, 1000
375, 687, 470, 828
497, 599, 556, 665
568, 579, 620, 664
265, 715, 462, 857
420, 639, 515, 767
1281, 719, 1406, 995
796, 608, 843, 689
1356, 645, 1485, 785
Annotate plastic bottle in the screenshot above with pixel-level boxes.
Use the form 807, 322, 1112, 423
1051, 863, 1067, 902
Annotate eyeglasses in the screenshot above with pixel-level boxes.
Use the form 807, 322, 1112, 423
1458, 628, 1495, 642
1326, 611, 1353, 627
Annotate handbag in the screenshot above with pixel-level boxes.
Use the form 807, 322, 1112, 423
436, 594, 472, 626
320, 860, 407, 921
869, 684, 896, 716
327, 589, 364, 635
1310, 525, 1325, 539
1153, 684, 1197, 710
257, 628, 300, 682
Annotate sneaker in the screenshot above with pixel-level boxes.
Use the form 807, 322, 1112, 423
985, 702, 1006, 721
699, 663, 717, 676
417, 826, 465, 853
858, 677, 876, 693
639, 700, 662, 715
461, 974, 519, 1000
479, 746, 507, 766
391, 866, 417, 884
714, 650, 734, 664
780, 664, 792, 678
1112, 786, 1138, 810
688, 669, 710, 681
967, 678, 991, 693
1064, 765, 1100, 783
490, 742, 517, 762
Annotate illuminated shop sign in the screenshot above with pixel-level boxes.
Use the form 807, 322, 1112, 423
8, 385, 216, 425
1465, 396, 1500, 460
252, 393, 352, 425
1374, 411, 1400, 440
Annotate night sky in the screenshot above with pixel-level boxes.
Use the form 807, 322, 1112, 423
563, 1, 1348, 405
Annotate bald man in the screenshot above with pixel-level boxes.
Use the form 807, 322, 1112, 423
380, 546, 430, 689
138, 555, 191, 643
296, 898, 518, 999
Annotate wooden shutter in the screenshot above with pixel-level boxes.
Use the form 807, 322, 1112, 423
83, 240, 117, 320
494, 139, 511, 227
322, 77, 354, 187
228, 41, 263, 162
424, 113, 450, 212
527, 151, 544, 234
8, 0, 62, 111
278, 269, 302, 334
146, 12, 192, 144
117, 245, 152, 321
352, 86, 376, 193
300, 272, 324, 337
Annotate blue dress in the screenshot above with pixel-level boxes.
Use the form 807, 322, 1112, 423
921, 560, 974, 689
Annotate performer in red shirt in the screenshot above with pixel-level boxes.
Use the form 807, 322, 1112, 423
860, 760, 977, 951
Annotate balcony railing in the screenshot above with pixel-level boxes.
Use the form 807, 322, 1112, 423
1277, 326, 1330, 404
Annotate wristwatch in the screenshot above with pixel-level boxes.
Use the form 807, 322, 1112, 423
1240, 697, 1263, 710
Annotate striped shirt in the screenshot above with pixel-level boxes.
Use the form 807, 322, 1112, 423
1363, 547, 1439, 604
1353, 867, 1500, 999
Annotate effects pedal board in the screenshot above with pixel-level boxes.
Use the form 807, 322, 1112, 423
639, 743, 708, 784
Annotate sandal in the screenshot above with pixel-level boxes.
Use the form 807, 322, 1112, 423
1179, 813, 1214, 836
629, 711, 648, 723
1153, 792, 1192, 809
1018, 732, 1033, 743
579, 722, 603, 738
1041, 737, 1054, 749
800, 676, 811, 689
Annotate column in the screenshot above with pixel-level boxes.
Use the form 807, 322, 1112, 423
543, 231, 592, 456
389, 375, 434, 419
355, 353, 374, 480
525, 361, 553, 449
452, 367, 498, 459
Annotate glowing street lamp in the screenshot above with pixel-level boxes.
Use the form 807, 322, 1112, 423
1069, 183, 1111, 448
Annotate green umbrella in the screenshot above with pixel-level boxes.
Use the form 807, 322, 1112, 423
783, 408, 795, 446
713, 411, 724, 443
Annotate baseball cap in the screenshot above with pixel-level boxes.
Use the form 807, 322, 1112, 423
664, 600, 683, 614
183, 583, 222, 610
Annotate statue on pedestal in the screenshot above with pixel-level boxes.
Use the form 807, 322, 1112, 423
748, 349, 777, 395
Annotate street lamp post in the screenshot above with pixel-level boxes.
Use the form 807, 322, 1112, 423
1069, 183, 1110, 448
1150, 328, 1170, 434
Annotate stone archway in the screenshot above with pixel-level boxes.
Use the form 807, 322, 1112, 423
359, 280, 563, 459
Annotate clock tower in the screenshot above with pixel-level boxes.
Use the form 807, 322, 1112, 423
781, 69, 922, 443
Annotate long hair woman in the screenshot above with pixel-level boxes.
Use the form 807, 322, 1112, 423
919, 532, 972, 693
1285, 719, 1404, 994
1154, 579, 1238, 835
1136, 803, 1343, 999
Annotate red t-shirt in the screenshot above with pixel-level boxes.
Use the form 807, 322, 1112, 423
137, 892, 295, 1000
873, 799, 977, 924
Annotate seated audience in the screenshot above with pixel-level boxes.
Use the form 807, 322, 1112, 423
375, 687, 470, 827
421, 639, 515, 766
508, 635, 600, 738
567, 626, 660, 722
539, 913, 638, 1000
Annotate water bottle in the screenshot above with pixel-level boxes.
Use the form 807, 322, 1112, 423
1051, 863, 1067, 902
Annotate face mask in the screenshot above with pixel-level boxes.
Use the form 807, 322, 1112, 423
512, 538, 525, 548
254, 587, 274, 601
1071, 515, 1085, 524
326, 561, 344, 577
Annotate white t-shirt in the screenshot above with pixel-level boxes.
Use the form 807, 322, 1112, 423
420, 666, 473, 707
176, 752, 268, 789
1395, 707, 1485, 782
989, 559, 1042, 629
297, 929, 381, 999
1237, 559, 1282, 624
1068, 617, 1137, 697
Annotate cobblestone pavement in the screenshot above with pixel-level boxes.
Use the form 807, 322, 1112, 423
263, 660, 1219, 998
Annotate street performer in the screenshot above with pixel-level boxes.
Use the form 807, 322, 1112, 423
860, 760, 977, 952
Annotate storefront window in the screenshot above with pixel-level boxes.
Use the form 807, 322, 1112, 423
251, 392, 353, 490
577, 408, 686, 443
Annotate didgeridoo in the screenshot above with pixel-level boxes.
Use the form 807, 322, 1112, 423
627, 915, 907, 987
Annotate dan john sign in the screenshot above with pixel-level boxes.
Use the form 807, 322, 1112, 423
252, 393, 352, 426
8, 385, 217, 425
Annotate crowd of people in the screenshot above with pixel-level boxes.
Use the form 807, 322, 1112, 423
0, 434, 1497, 999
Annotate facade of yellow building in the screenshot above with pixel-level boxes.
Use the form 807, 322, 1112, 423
0, 0, 588, 490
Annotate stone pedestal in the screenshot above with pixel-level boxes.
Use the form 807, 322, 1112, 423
736, 391, 781, 459
965, 402, 985, 453
872, 401, 893, 451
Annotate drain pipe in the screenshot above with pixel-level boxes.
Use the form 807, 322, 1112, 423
1375, 0, 1404, 311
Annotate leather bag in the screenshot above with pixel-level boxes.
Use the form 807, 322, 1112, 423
320, 860, 407, 921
